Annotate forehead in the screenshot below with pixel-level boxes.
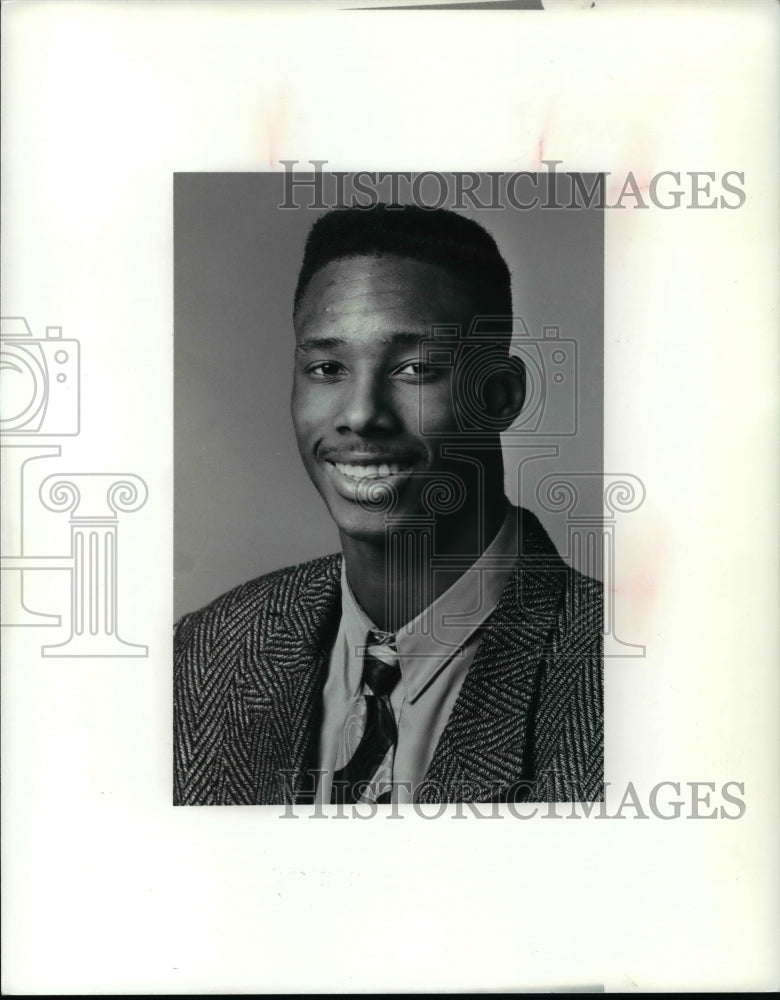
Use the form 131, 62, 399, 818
293, 253, 474, 341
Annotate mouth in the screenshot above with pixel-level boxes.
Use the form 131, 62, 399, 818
321, 454, 420, 502
327, 460, 414, 480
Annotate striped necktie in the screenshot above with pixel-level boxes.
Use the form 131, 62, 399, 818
331, 633, 402, 805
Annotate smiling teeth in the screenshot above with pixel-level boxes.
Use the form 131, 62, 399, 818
332, 462, 409, 479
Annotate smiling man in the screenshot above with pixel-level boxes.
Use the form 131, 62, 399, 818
174, 204, 603, 806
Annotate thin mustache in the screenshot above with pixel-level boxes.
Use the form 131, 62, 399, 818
320, 448, 423, 463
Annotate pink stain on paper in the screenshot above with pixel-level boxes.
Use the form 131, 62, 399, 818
609, 519, 671, 638
264, 84, 294, 168
535, 110, 556, 170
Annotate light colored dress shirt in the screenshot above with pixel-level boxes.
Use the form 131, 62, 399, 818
316, 502, 519, 804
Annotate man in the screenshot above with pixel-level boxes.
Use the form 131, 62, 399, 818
174, 204, 602, 806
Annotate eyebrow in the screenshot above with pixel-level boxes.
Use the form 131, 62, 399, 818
295, 332, 426, 354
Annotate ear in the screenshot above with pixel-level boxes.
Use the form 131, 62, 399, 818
484, 354, 526, 430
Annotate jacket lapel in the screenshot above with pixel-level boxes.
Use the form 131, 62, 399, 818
421, 509, 568, 802
239, 554, 342, 803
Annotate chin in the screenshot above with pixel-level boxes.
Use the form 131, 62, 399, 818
324, 489, 417, 540
332, 511, 394, 546
335, 502, 442, 546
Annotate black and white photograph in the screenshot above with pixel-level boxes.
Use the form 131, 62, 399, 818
2, 1, 777, 994
174, 171, 604, 807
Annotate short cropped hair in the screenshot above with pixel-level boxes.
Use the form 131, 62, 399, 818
293, 204, 512, 320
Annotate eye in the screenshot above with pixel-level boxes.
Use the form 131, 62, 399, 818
306, 361, 347, 380
392, 360, 441, 383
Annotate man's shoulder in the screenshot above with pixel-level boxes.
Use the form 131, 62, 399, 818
554, 565, 603, 648
174, 552, 342, 649
568, 565, 603, 608
517, 505, 603, 619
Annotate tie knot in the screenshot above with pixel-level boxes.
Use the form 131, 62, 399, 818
363, 636, 401, 697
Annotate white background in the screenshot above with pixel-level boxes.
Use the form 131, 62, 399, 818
2, 0, 778, 993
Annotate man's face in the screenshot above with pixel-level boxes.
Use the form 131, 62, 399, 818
291, 253, 484, 544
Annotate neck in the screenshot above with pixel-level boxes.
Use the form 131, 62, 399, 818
340, 478, 508, 633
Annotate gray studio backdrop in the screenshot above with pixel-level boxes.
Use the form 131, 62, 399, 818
174, 172, 603, 619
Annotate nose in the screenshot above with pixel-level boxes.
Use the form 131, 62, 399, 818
336, 371, 399, 436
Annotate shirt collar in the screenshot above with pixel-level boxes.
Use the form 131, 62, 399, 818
339, 502, 519, 703
339, 567, 383, 699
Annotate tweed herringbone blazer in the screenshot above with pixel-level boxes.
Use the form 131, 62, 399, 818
174, 507, 603, 805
